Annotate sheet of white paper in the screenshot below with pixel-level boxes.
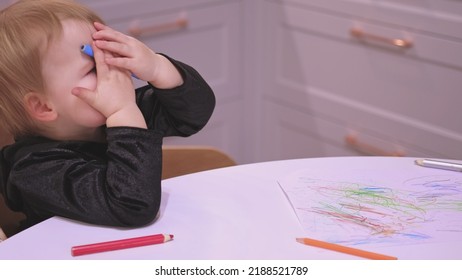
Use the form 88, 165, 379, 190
278, 167, 462, 247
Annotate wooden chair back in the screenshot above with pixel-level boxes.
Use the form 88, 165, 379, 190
162, 145, 236, 179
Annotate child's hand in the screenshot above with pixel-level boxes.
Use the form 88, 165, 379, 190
92, 22, 183, 89
71, 42, 147, 129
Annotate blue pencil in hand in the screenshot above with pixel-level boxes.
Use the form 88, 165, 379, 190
80, 44, 139, 79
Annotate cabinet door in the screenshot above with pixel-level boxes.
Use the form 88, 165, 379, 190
257, 1, 462, 161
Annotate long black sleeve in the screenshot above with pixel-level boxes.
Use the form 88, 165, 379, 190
136, 55, 215, 136
7, 128, 163, 229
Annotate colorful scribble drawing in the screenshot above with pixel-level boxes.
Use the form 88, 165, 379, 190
280, 172, 462, 246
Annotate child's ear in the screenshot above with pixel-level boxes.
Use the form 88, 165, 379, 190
23, 92, 57, 122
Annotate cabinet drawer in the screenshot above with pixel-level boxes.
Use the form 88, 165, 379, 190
278, 2, 462, 69
279, 0, 462, 40
259, 99, 442, 161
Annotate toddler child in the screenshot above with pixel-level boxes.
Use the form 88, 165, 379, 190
0, 0, 215, 234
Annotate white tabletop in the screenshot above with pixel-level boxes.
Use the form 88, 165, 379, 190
0, 157, 461, 260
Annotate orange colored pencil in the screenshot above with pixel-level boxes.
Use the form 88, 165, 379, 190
296, 237, 397, 260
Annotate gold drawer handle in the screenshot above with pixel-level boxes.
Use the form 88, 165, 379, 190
345, 133, 406, 157
128, 17, 188, 38
350, 27, 413, 49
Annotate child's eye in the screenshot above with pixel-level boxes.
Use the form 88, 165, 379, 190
88, 66, 96, 75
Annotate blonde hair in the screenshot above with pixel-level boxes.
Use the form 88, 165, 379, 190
0, 0, 103, 138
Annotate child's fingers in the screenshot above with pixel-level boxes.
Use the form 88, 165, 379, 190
95, 40, 132, 59
93, 23, 129, 44
71, 87, 96, 107
104, 56, 133, 71
92, 42, 110, 78
93, 21, 108, 31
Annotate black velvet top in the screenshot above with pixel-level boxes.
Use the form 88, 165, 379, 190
0, 55, 215, 231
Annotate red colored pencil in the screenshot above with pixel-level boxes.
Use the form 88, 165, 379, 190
71, 233, 174, 256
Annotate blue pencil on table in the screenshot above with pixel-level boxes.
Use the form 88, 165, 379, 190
80, 44, 138, 79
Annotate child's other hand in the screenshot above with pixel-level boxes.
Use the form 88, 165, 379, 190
92, 22, 183, 89
72, 43, 146, 128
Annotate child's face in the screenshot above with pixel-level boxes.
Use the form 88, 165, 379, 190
41, 19, 106, 131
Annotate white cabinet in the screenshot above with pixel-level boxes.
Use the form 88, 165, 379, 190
254, 0, 462, 162
2, 0, 461, 163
